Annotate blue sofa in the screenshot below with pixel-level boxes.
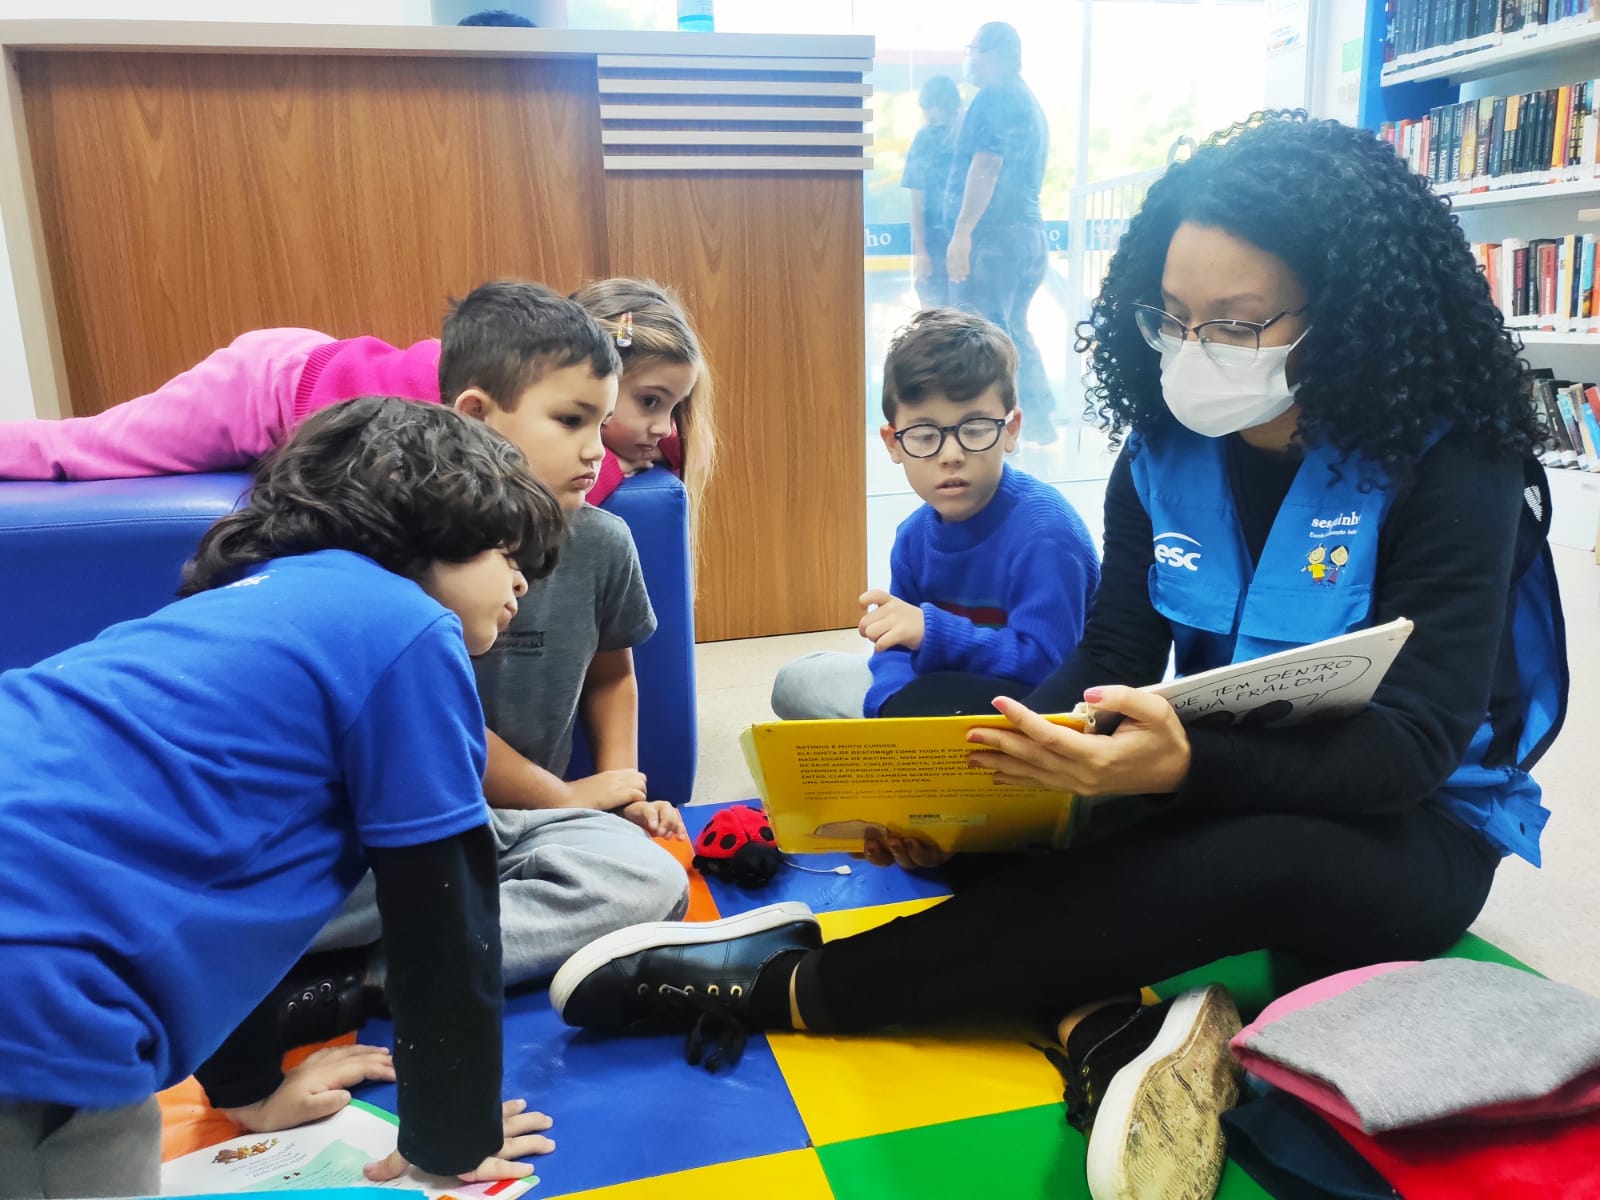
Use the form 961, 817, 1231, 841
0, 467, 698, 804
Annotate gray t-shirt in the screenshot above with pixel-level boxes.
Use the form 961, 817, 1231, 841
472, 505, 656, 776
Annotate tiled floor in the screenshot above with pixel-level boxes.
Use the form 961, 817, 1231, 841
335, 803, 1524, 1200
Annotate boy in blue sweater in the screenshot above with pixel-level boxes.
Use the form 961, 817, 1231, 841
772, 308, 1098, 721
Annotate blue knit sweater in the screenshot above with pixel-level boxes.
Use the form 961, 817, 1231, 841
865, 464, 1100, 716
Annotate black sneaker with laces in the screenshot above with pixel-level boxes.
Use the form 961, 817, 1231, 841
550, 902, 821, 1071
1045, 985, 1243, 1200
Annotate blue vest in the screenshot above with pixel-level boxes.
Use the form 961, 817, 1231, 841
1128, 426, 1567, 865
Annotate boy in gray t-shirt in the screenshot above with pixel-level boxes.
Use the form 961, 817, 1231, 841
469, 505, 689, 984
476, 506, 656, 781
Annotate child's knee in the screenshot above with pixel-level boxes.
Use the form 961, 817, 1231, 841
635, 836, 690, 920
771, 652, 869, 720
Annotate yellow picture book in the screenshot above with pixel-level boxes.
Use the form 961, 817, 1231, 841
740, 711, 1091, 855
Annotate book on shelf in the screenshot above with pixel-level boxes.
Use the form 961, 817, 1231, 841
1384, 0, 1597, 70
1570, 383, 1600, 468
1531, 375, 1580, 466
1473, 232, 1599, 332
1378, 76, 1599, 196
1531, 371, 1600, 471
741, 619, 1414, 854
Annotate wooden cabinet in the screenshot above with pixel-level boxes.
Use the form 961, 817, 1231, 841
0, 21, 874, 639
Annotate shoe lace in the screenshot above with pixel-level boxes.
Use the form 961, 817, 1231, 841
1033, 1041, 1096, 1132
659, 985, 748, 1072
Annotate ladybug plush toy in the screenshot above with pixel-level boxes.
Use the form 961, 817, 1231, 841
692, 805, 782, 888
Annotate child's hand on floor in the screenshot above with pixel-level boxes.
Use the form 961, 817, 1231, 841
220, 1043, 396, 1133
860, 827, 949, 871
618, 799, 686, 840
364, 1097, 555, 1183
858, 589, 925, 652
567, 769, 649, 811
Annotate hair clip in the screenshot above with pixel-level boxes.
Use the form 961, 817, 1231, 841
615, 312, 634, 349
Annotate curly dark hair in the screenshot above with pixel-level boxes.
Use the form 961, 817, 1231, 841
1078, 109, 1539, 487
180, 397, 564, 595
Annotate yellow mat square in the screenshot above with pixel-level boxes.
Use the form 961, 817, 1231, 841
556, 1148, 833, 1199
770, 898, 1064, 1146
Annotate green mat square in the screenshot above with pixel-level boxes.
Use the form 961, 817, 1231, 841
815, 1103, 1273, 1200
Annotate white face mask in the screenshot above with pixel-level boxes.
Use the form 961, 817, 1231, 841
1157, 331, 1308, 439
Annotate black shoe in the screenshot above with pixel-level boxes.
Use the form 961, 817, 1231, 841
275, 947, 382, 1050
1054, 986, 1243, 1200
1041, 996, 1150, 1134
550, 902, 821, 1071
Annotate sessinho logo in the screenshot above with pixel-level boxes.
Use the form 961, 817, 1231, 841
1153, 531, 1202, 571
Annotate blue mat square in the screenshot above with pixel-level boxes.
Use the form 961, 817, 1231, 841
683, 802, 952, 918
354, 985, 811, 1196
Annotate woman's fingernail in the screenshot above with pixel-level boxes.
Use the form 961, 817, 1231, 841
1084, 687, 1104, 703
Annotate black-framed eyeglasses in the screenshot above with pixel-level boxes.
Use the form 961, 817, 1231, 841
892, 416, 1009, 459
1133, 303, 1309, 364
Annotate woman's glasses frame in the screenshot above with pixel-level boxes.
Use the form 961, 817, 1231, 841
1133, 303, 1308, 364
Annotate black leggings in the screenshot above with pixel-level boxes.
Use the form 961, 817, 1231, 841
799, 801, 1498, 1033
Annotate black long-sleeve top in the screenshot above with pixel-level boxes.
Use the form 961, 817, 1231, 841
1027, 433, 1525, 814
197, 824, 504, 1177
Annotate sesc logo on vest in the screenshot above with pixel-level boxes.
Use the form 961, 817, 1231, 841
1153, 531, 1202, 572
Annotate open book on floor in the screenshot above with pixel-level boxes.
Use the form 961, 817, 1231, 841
742, 617, 1414, 856
159, 1098, 535, 1199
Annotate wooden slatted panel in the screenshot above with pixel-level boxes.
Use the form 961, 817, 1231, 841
597, 56, 870, 173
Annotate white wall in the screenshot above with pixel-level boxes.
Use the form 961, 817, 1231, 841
1262, 0, 1312, 111
1259, 0, 1369, 124
0, 200, 30, 422
1308, 0, 1368, 124
0, 0, 432, 421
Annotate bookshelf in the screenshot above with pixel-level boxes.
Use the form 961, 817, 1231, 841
1445, 177, 1600, 207
1381, 17, 1600, 85
1362, 0, 1600, 552
1519, 331, 1600, 344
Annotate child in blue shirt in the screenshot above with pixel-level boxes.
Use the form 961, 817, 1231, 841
0, 399, 560, 1198
771, 308, 1099, 720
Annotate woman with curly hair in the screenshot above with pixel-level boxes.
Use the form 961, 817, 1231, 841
544, 112, 1568, 1200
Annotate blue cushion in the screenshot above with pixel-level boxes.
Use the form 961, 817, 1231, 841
0, 473, 251, 673
572, 468, 699, 806
0, 467, 697, 803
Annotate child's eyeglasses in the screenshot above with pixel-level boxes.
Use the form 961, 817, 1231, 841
892, 417, 1008, 459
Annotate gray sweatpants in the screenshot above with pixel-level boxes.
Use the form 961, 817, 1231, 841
770, 650, 874, 720
0, 1096, 161, 1199
314, 807, 689, 985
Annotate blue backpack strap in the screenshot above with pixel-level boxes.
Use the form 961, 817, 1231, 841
1501, 458, 1568, 771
